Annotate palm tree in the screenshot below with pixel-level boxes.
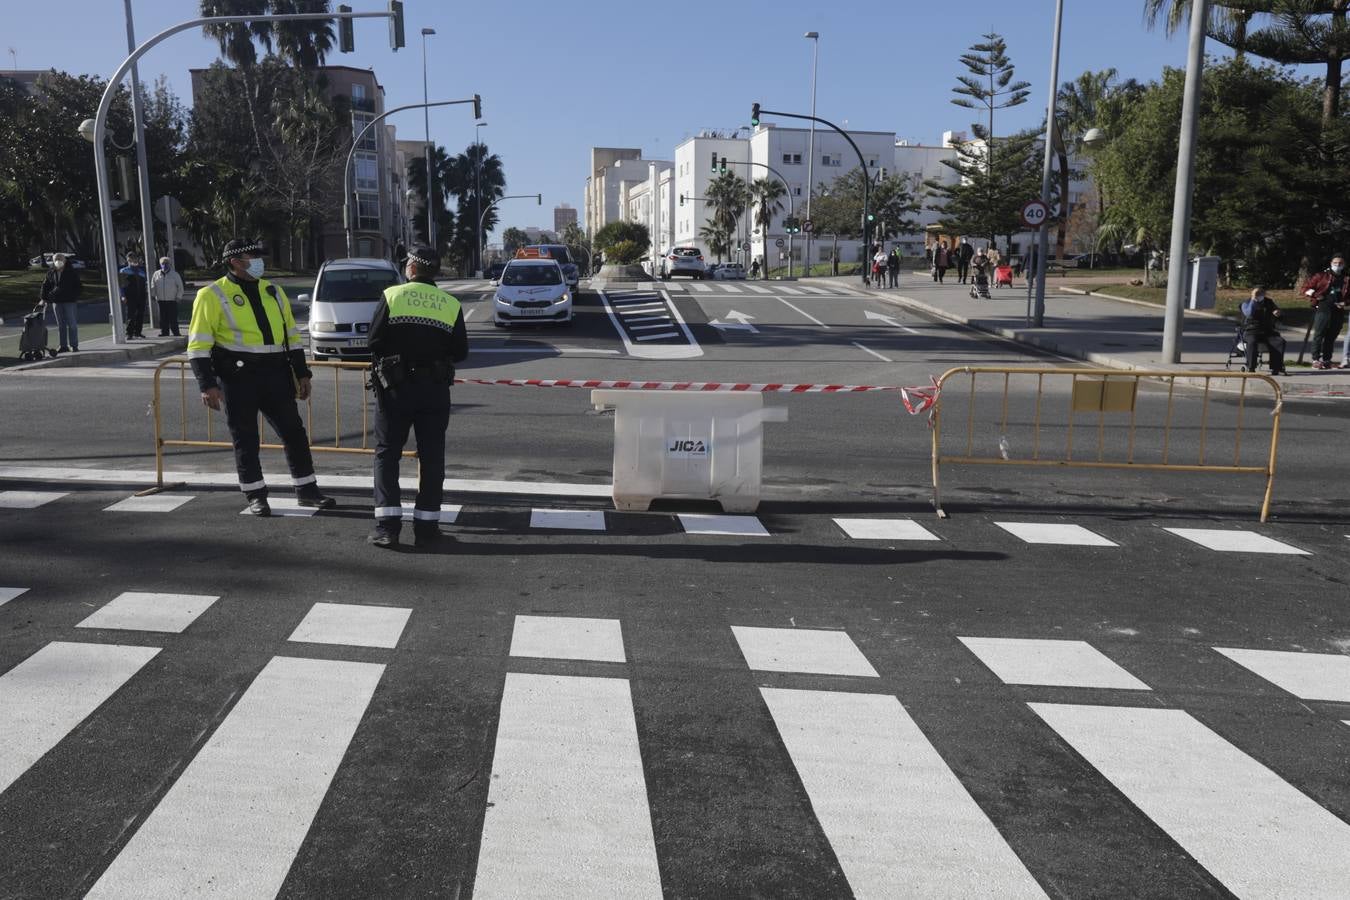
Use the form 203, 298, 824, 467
1142, 0, 1273, 57
705, 171, 749, 257
200, 0, 273, 158
406, 145, 455, 251
750, 177, 786, 275
447, 142, 504, 271
699, 221, 732, 262
268, 0, 335, 68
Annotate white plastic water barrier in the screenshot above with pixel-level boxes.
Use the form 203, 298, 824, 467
591, 390, 788, 513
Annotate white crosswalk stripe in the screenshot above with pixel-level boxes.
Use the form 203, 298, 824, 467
5, 617, 1350, 896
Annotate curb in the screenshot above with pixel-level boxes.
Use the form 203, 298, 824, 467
1059, 286, 1229, 321
8, 336, 187, 372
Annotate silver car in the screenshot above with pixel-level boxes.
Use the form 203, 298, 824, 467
661, 246, 707, 279
302, 258, 403, 360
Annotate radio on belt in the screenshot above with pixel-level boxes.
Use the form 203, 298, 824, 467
591, 389, 788, 513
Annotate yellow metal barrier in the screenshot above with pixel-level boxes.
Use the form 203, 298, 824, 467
930, 367, 1283, 522
145, 357, 414, 493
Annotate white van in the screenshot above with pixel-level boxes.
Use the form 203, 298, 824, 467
300, 258, 403, 359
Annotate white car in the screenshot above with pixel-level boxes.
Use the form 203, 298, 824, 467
302, 257, 403, 360
660, 247, 707, 279
712, 262, 746, 280
493, 258, 573, 326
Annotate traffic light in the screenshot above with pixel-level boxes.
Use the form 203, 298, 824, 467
751, 102, 760, 127
679, 194, 685, 207
783, 216, 799, 234
338, 4, 354, 52
473, 93, 482, 120
866, 212, 875, 222
710, 152, 718, 174
388, 1, 405, 51
719, 156, 727, 174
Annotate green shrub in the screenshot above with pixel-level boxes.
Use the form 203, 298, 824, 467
604, 240, 645, 265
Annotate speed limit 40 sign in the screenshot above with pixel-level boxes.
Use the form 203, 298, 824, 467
1020, 199, 1049, 229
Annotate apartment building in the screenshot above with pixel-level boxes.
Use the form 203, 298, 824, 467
553, 203, 577, 233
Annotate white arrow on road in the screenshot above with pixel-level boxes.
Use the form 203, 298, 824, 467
709, 310, 760, 333
864, 309, 920, 335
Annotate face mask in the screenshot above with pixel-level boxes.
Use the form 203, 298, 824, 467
245, 258, 265, 279
54, 260, 65, 270
161, 264, 170, 273
1333, 264, 1344, 275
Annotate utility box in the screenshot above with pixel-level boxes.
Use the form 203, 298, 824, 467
1186, 256, 1221, 310
591, 390, 788, 513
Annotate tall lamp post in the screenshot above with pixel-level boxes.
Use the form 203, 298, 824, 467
1162, 0, 1211, 363
123, 0, 158, 330
420, 26, 436, 250
1032, 0, 1064, 328
803, 31, 819, 277
474, 120, 487, 275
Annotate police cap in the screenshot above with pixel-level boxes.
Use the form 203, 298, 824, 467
407, 245, 440, 274
222, 238, 266, 260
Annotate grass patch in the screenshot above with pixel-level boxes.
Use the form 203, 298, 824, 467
1085, 282, 1315, 328
802, 262, 864, 277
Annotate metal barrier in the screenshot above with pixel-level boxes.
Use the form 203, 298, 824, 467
930, 367, 1284, 522
147, 357, 412, 492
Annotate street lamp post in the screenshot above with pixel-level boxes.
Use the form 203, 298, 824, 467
420, 27, 436, 250
86, 8, 395, 344
1032, 0, 1064, 328
123, 0, 158, 331
474, 120, 487, 276
803, 31, 819, 277
343, 97, 481, 257
480, 193, 542, 273
1162, 0, 1211, 363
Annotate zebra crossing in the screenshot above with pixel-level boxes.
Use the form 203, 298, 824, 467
660, 280, 863, 297
3, 594, 1349, 897
0, 487, 1334, 558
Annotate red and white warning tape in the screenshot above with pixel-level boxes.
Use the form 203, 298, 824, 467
456, 377, 909, 394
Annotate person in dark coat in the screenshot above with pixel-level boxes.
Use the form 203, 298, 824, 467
887, 248, 901, 288
956, 239, 974, 284
41, 253, 82, 352
119, 252, 148, 339
1240, 286, 1286, 375
1302, 254, 1350, 369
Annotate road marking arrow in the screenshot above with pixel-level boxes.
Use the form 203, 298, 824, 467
864, 309, 920, 334
710, 310, 760, 333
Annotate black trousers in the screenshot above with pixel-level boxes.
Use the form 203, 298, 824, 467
158, 301, 180, 336
1311, 303, 1345, 362
887, 267, 898, 287
1244, 331, 1285, 372
125, 297, 145, 337
956, 260, 970, 283
221, 364, 316, 497
373, 379, 451, 531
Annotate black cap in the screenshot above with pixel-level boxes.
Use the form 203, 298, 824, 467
406, 245, 440, 273
222, 238, 266, 260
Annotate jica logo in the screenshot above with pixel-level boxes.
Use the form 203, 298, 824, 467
667, 438, 708, 455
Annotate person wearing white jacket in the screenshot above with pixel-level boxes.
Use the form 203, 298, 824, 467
150, 256, 184, 336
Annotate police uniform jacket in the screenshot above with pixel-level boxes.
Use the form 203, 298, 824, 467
187, 273, 309, 391
368, 278, 469, 373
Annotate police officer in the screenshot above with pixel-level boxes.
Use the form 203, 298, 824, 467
367, 245, 468, 548
187, 238, 336, 516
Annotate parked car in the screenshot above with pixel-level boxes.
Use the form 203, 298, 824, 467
29, 252, 86, 270
493, 258, 572, 326
660, 246, 707, 279
519, 244, 580, 295
302, 257, 403, 360
712, 262, 746, 280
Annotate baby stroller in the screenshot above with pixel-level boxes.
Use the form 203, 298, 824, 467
969, 263, 991, 299
994, 265, 1014, 288
18, 302, 56, 361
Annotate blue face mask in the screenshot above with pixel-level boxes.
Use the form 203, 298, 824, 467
245, 258, 265, 279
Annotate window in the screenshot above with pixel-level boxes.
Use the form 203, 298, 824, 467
503, 263, 562, 286
317, 267, 398, 302
792, 184, 802, 197
352, 83, 367, 101
822, 154, 841, 167
356, 194, 379, 231
794, 153, 802, 164
867, 157, 879, 168
354, 152, 378, 192
353, 112, 376, 151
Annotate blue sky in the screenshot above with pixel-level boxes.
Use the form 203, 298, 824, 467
3, 1, 1267, 240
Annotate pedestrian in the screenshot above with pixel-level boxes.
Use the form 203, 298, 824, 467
1025, 244, 1039, 290
957, 239, 974, 284
1239, 286, 1287, 375
40, 252, 81, 353
872, 247, 887, 288
987, 245, 1001, 271
750, 257, 761, 280
1302, 253, 1350, 369
150, 256, 184, 337
187, 238, 336, 516
120, 252, 148, 339
367, 245, 468, 548
935, 242, 950, 284
887, 247, 901, 288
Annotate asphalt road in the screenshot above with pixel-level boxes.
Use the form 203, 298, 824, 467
2, 276, 1349, 898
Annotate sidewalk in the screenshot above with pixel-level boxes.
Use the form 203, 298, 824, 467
811, 273, 1350, 398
